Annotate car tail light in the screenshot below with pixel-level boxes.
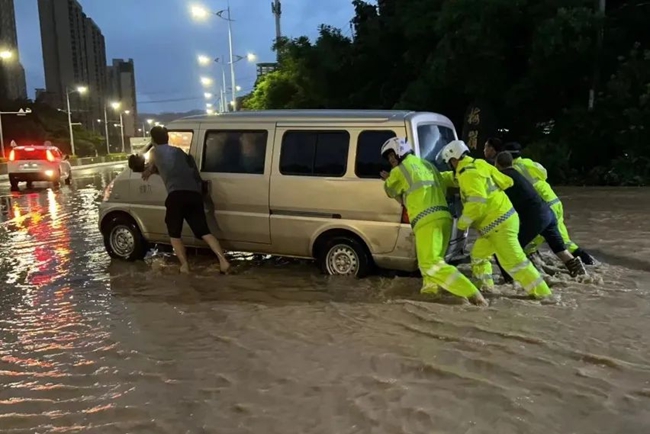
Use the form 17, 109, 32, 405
46, 149, 55, 162
401, 206, 410, 224
8, 150, 15, 161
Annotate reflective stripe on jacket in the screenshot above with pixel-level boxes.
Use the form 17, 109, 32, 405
512, 157, 559, 205
383, 154, 452, 229
455, 157, 516, 235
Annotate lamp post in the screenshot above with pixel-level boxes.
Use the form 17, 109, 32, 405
65, 85, 88, 155
120, 110, 130, 153
104, 105, 111, 154
192, 3, 257, 111
110, 102, 127, 153
0, 108, 31, 159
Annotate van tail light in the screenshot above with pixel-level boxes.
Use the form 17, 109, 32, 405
46, 150, 55, 162
401, 206, 410, 224
8, 150, 15, 161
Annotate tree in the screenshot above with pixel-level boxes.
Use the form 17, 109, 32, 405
0, 99, 103, 156
246, 0, 650, 185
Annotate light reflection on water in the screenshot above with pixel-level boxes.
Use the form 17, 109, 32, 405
0, 171, 649, 433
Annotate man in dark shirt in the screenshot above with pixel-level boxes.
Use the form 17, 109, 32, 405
142, 126, 231, 274
495, 151, 586, 277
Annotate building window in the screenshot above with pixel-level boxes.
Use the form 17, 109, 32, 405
202, 130, 268, 174
355, 130, 397, 179
279, 131, 349, 177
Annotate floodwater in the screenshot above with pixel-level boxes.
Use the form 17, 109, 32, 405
0, 166, 649, 434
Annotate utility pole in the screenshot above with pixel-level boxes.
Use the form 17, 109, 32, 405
271, 0, 282, 60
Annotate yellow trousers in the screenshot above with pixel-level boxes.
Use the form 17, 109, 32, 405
470, 213, 552, 298
415, 218, 479, 299
525, 200, 579, 254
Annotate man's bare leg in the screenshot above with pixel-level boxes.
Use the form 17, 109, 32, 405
202, 234, 231, 273
556, 249, 587, 277
556, 250, 573, 263
170, 237, 190, 273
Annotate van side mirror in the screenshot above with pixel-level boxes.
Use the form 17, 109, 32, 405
128, 154, 146, 173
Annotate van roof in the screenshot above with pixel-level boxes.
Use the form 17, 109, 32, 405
173, 109, 452, 124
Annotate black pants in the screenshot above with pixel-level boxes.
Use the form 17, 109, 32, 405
497, 210, 565, 283
164, 190, 210, 239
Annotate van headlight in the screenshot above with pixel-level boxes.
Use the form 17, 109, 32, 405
103, 180, 115, 202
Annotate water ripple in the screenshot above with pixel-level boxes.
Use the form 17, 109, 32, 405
1, 173, 650, 432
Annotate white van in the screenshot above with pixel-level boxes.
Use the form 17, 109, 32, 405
99, 110, 468, 276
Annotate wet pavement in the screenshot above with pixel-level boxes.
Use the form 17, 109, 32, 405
1, 167, 649, 433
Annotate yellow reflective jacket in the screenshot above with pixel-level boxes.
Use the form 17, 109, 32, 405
383, 154, 451, 229
512, 157, 560, 206
455, 157, 516, 234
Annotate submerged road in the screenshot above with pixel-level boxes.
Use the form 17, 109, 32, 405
0, 165, 649, 433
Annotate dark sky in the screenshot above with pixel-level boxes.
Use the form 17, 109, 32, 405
14, 0, 354, 114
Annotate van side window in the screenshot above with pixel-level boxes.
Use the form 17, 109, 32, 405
202, 130, 268, 174
280, 131, 349, 177
355, 130, 396, 178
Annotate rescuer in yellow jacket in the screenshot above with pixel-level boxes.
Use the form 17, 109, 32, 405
503, 142, 595, 265
380, 137, 488, 307
439, 140, 552, 299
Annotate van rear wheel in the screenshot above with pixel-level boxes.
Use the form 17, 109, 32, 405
319, 236, 372, 278
103, 215, 149, 261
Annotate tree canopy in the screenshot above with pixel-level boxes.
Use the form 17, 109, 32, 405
243, 0, 650, 185
0, 99, 103, 158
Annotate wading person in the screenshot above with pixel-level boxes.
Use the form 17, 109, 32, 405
439, 140, 552, 299
380, 137, 487, 307
142, 126, 231, 274
495, 151, 587, 278
504, 142, 595, 265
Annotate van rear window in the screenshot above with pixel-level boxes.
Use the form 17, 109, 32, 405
11, 148, 49, 161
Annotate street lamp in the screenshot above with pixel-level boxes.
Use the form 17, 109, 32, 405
110, 102, 127, 153
190, 3, 239, 110
200, 76, 213, 86
103, 101, 121, 155
216, 53, 255, 111
198, 54, 211, 65
142, 118, 154, 137
66, 85, 88, 156
0, 50, 13, 60
204, 92, 212, 99
0, 108, 31, 159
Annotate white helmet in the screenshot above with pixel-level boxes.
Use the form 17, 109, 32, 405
439, 140, 470, 164
380, 137, 412, 159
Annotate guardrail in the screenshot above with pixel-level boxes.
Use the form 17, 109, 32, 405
0, 154, 128, 175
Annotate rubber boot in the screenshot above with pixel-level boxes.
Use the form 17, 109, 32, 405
566, 257, 587, 277
573, 248, 595, 266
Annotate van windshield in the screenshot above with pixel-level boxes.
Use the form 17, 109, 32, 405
417, 124, 456, 171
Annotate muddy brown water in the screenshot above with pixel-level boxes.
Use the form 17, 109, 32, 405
1, 167, 649, 433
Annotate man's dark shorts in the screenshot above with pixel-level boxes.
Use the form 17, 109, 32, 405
164, 190, 210, 239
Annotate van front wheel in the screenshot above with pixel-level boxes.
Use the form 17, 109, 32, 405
103, 215, 149, 261
319, 236, 371, 278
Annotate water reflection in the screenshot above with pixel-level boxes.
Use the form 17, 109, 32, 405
0, 171, 649, 433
